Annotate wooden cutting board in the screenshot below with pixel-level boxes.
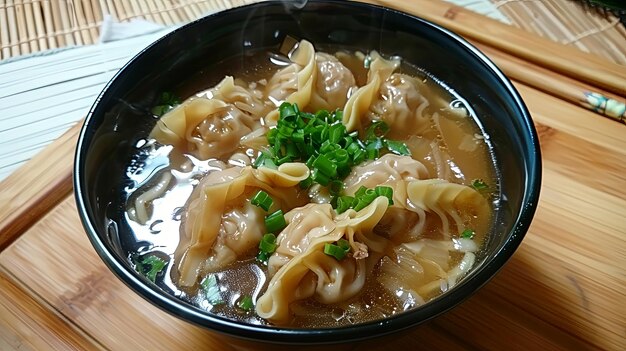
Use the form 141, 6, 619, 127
1, 1, 625, 350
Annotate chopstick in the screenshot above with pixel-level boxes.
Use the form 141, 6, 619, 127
476, 43, 625, 123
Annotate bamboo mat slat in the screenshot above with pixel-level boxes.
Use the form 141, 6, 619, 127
492, 0, 626, 65
0, 0, 266, 60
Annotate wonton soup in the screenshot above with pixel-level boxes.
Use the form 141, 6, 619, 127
124, 39, 497, 328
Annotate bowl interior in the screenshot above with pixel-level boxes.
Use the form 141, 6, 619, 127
75, 0, 540, 344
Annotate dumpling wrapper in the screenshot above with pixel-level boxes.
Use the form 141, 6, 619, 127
175, 163, 309, 287
256, 197, 390, 325
150, 76, 269, 160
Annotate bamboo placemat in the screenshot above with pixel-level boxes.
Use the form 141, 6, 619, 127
492, 0, 626, 65
0, 0, 264, 60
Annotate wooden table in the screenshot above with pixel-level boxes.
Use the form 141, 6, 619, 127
0, 1, 625, 350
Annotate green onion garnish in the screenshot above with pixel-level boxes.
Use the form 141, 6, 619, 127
385, 140, 411, 156
237, 296, 254, 311
259, 233, 277, 254
461, 228, 475, 239
133, 255, 167, 283
251, 190, 273, 212
353, 188, 377, 211
328, 179, 344, 196
336, 186, 394, 213
151, 92, 181, 117
354, 186, 368, 199
337, 238, 350, 251
336, 196, 355, 214
375, 186, 394, 205
471, 179, 489, 191
260, 103, 412, 200
265, 210, 287, 233
312, 154, 338, 178
365, 121, 390, 141
324, 240, 350, 260
299, 176, 313, 189
256, 251, 270, 263
257, 233, 278, 264
201, 274, 224, 305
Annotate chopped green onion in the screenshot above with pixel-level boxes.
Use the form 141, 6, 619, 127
329, 123, 346, 144
256, 251, 270, 263
366, 147, 379, 160
134, 255, 166, 283
278, 123, 295, 137
279, 102, 298, 119
276, 155, 292, 165
253, 152, 277, 169
319, 140, 340, 154
365, 139, 383, 160
151, 105, 172, 116
311, 168, 331, 186
201, 274, 224, 305
336, 196, 355, 214
334, 110, 344, 123
461, 228, 475, 239
353, 188, 377, 211
333, 149, 349, 167
267, 128, 278, 144
292, 130, 305, 144
265, 210, 287, 233
266, 102, 408, 194
313, 154, 338, 178
328, 179, 344, 195
354, 186, 368, 199
258, 233, 277, 254
299, 176, 313, 189
324, 242, 349, 260
352, 149, 366, 165
367, 137, 384, 150
471, 179, 489, 191
251, 191, 273, 212
152, 92, 181, 117
385, 140, 411, 156
337, 239, 350, 251
237, 296, 254, 311
375, 186, 394, 205
365, 121, 390, 141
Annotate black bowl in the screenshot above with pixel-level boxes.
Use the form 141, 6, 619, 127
74, 0, 541, 345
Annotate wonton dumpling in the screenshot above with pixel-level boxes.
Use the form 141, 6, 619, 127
379, 237, 478, 306
256, 197, 390, 325
368, 73, 432, 139
342, 52, 400, 133
309, 52, 356, 112
344, 154, 431, 240
264, 40, 317, 125
405, 136, 460, 180
175, 163, 310, 287
150, 77, 268, 160
344, 154, 429, 205
268, 203, 336, 276
264, 41, 357, 124
406, 179, 490, 239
